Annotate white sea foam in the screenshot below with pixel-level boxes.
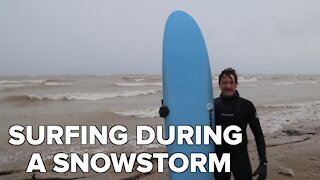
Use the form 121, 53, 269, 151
0, 79, 46, 84
0, 84, 27, 89
0, 79, 71, 89
23, 79, 46, 83
0, 80, 21, 84
43, 82, 72, 86
273, 81, 318, 86
258, 103, 302, 109
259, 101, 320, 134
114, 107, 159, 118
0, 79, 45, 89
24, 89, 161, 101
238, 76, 258, 82
115, 82, 162, 87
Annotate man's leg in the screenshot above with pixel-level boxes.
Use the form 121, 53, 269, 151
214, 152, 231, 180
231, 150, 252, 180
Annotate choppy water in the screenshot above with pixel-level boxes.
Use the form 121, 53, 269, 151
0, 74, 319, 171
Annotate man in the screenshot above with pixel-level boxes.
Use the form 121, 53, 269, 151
159, 68, 267, 180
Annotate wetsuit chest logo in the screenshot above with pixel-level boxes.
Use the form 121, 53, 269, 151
221, 113, 235, 117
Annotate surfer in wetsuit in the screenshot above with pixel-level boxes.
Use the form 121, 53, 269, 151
213, 68, 267, 180
159, 68, 267, 180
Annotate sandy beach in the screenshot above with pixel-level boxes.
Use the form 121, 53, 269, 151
1, 115, 320, 180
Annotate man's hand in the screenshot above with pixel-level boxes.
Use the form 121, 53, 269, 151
253, 162, 267, 180
159, 105, 169, 118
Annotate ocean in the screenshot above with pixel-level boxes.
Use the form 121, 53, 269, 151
0, 74, 319, 172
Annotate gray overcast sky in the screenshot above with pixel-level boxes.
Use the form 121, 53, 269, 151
1, 0, 319, 75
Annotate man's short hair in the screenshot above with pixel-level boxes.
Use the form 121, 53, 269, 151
218, 68, 238, 84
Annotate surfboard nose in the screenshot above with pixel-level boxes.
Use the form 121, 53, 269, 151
164, 11, 205, 48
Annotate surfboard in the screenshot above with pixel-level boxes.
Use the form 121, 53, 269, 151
162, 11, 215, 179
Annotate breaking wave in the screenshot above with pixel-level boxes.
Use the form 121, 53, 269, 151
115, 82, 162, 87
114, 107, 159, 118
43, 82, 72, 86
273, 81, 318, 86
2, 89, 161, 102
0, 79, 72, 89
0, 79, 46, 84
257, 101, 320, 110
238, 77, 258, 82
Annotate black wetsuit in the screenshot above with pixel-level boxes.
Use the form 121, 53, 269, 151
214, 91, 267, 180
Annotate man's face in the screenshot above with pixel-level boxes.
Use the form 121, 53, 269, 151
219, 74, 237, 97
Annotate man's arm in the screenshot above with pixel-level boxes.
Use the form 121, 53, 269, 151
247, 101, 267, 180
248, 102, 267, 163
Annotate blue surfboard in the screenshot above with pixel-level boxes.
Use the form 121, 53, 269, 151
162, 11, 215, 179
